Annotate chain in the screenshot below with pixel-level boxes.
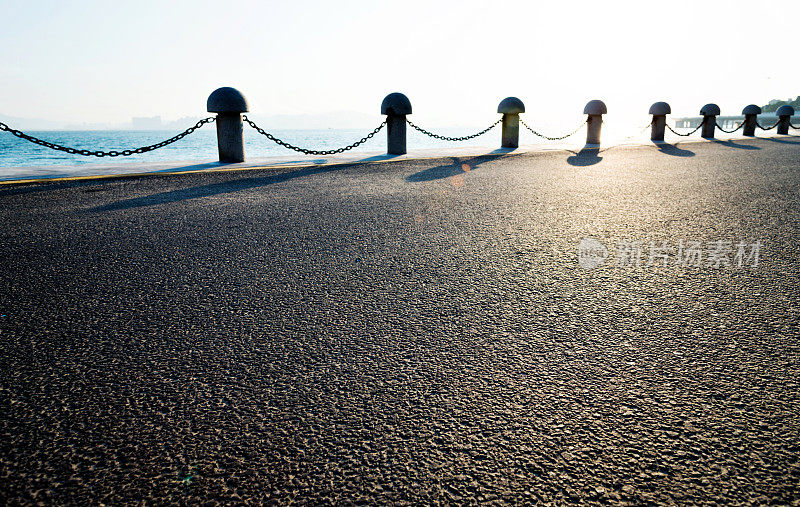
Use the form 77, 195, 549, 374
757, 119, 780, 131
6, 112, 790, 162
714, 120, 745, 134
665, 118, 705, 137
243, 116, 385, 155
519, 119, 586, 141
791, 123, 800, 130
405, 118, 501, 141
0, 118, 215, 157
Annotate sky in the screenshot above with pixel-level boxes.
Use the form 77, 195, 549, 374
1, 0, 799, 130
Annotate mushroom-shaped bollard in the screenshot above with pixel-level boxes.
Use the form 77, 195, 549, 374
648, 102, 671, 142
776, 105, 795, 135
207, 87, 249, 163
584, 100, 607, 145
742, 104, 762, 137
497, 97, 525, 148
700, 103, 720, 139
381, 93, 412, 155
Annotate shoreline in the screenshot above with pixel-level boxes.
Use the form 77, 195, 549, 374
2, 132, 798, 186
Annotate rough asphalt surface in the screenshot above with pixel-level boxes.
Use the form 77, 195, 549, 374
1, 138, 799, 504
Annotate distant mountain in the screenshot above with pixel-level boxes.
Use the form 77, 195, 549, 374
0, 111, 378, 131
0, 113, 74, 131
763, 96, 800, 113
0, 112, 132, 131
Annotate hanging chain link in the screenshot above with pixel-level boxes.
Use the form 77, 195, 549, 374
243, 115, 385, 155
0, 118, 215, 157
714, 120, 745, 134
518, 119, 586, 141
665, 118, 706, 137
405, 118, 501, 141
790, 122, 800, 130
757, 119, 781, 131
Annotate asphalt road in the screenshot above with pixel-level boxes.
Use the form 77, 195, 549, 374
1, 138, 799, 504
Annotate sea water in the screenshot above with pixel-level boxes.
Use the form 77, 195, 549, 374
0, 119, 723, 169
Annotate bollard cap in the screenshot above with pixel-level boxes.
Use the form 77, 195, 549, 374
381, 93, 412, 115
583, 100, 607, 115
497, 97, 525, 114
742, 104, 762, 115
207, 87, 249, 113
648, 102, 671, 115
700, 103, 721, 116
777, 105, 795, 117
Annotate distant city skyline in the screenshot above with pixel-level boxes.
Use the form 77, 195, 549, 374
1, 0, 798, 131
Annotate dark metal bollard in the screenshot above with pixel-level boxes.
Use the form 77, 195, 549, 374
381, 93, 412, 155
497, 97, 525, 148
742, 104, 761, 137
583, 100, 607, 145
776, 105, 795, 135
207, 87, 248, 163
648, 102, 671, 141
700, 104, 720, 138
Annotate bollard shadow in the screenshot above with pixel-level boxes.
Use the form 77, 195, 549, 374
150, 161, 229, 173
653, 141, 695, 157
405, 151, 511, 182
710, 139, 760, 150
357, 154, 405, 163
0, 179, 108, 197
762, 136, 800, 145
89, 164, 341, 212
90, 154, 411, 212
0, 181, 65, 197
566, 145, 602, 166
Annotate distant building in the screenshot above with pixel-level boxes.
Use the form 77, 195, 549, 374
131, 116, 162, 129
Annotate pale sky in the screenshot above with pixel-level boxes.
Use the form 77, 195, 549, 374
1, 0, 798, 129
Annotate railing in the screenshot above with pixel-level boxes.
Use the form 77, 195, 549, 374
673, 115, 776, 129
1, 88, 799, 164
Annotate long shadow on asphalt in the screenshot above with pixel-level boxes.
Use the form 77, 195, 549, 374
0, 180, 105, 198
91, 151, 492, 211
654, 142, 695, 157
595, 142, 696, 158
150, 162, 230, 173
89, 165, 341, 212
405, 151, 512, 182
0, 183, 63, 197
711, 139, 760, 150
762, 137, 800, 145
566, 146, 601, 166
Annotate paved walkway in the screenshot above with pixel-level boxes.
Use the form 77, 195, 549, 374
1, 138, 799, 503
